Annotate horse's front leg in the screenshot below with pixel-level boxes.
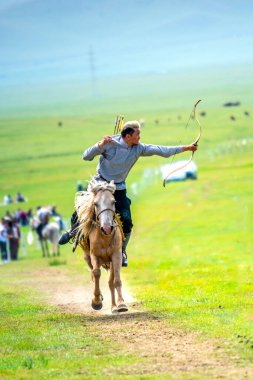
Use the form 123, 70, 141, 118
84, 255, 94, 282
90, 254, 103, 310
108, 262, 117, 313
40, 239, 45, 257
111, 252, 128, 313
45, 240, 50, 257
84, 254, 93, 270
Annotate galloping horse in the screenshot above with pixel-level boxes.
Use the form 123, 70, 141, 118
30, 217, 60, 257
75, 179, 128, 313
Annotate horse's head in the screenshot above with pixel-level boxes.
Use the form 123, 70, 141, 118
93, 182, 116, 236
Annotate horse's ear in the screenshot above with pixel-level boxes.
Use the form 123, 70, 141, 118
109, 180, 114, 186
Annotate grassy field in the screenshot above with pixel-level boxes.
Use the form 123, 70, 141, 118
0, 73, 253, 378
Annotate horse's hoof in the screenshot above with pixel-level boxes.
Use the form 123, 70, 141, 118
117, 304, 128, 313
92, 302, 103, 310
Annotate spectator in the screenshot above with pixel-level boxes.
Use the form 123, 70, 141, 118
50, 206, 65, 231
0, 218, 8, 263
77, 180, 84, 192
5, 211, 13, 219
5, 217, 20, 260
14, 209, 21, 221
16, 192, 25, 202
51, 205, 59, 217
19, 210, 28, 226
26, 208, 33, 221
4, 194, 12, 205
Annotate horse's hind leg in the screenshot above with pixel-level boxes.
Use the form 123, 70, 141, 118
108, 262, 117, 313
112, 253, 128, 313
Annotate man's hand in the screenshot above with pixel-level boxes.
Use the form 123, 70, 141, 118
98, 136, 112, 149
183, 144, 198, 152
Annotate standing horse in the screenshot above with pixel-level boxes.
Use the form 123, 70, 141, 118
30, 217, 60, 257
75, 180, 128, 313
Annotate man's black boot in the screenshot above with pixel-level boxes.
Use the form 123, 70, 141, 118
58, 231, 72, 245
58, 211, 78, 245
122, 232, 131, 267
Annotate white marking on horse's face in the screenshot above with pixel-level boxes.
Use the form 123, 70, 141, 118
95, 190, 115, 234
101, 191, 107, 211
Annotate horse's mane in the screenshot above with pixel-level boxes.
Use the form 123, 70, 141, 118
87, 179, 116, 195
75, 179, 116, 241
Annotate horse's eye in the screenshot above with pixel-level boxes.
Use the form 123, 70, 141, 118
94, 202, 98, 207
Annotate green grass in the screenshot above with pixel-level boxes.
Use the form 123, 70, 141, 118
0, 255, 141, 379
0, 73, 253, 378
128, 149, 253, 355
0, 297, 137, 379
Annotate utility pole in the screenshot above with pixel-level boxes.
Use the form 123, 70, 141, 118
88, 45, 98, 98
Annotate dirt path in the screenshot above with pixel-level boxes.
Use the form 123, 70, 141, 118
29, 266, 252, 379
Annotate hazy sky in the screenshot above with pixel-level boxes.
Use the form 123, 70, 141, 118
0, 0, 253, 86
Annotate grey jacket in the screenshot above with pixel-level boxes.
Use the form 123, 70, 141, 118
83, 134, 184, 190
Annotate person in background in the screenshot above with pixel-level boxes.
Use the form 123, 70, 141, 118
4, 194, 12, 205
16, 192, 25, 202
36, 206, 51, 240
51, 206, 65, 231
5, 211, 13, 219
26, 208, 33, 222
5, 217, 20, 260
51, 205, 59, 217
76, 180, 84, 192
19, 210, 28, 226
0, 218, 8, 263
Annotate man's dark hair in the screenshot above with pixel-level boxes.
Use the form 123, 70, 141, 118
121, 121, 140, 138
121, 126, 136, 138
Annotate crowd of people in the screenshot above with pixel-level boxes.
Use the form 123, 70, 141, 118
0, 205, 65, 264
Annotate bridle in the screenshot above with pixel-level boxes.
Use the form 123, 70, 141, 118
92, 189, 120, 234
96, 208, 115, 222
94, 205, 119, 235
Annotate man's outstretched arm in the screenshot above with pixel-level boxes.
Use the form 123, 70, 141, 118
82, 136, 112, 161
140, 143, 198, 158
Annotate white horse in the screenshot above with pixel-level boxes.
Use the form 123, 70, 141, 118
30, 217, 60, 257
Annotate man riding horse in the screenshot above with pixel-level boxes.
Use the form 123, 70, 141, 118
36, 206, 51, 241
59, 120, 198, 266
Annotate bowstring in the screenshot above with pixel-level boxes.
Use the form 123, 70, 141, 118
167, 106, 193, 174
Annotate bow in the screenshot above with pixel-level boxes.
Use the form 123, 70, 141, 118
163, 99, 202, 187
